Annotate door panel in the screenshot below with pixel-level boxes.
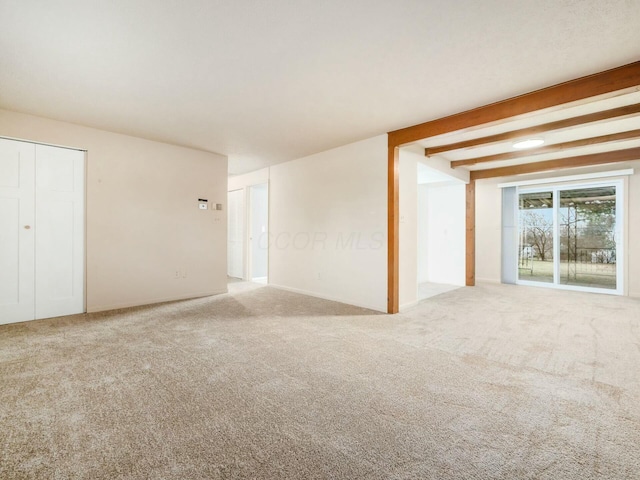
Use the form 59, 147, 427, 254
38, 200, 75, 298
0, 139, 36, 324
559, 186, 617, 290
0, 149, 21, 188
36, 150, 76, 192
0, 199, 20, 304
35, 145, 85, 320
518, 190, 554, 284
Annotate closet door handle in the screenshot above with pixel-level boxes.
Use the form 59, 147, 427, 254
24, 225, 31, 230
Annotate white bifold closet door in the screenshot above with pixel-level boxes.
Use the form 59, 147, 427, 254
0, 138, 85, 325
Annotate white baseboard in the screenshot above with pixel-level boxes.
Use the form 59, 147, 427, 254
400, 299, 420, 311
87, 289, 228, 313
268, 283, 386, 313
475, 277, 501, 284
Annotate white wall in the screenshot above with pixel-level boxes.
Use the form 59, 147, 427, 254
417, 184, 429, 283
399, 150, 418, 309
475, 161, 640, 297
228, 168, 269, 191
425, 184, 466, 285
227, 167, 270, 281
0, 109, 228, 312
269, 135, 387, 312
628, 164, 640, 297
405, 144, 470, 183
475, 177, 503, 283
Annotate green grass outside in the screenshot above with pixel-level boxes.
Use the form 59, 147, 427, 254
518, 259, 616, 289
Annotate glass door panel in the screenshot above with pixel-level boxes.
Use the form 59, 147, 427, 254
518, 191, 554, 283
559, 186, 617, 290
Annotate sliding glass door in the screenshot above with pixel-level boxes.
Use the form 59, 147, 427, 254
517, 181, 622, 294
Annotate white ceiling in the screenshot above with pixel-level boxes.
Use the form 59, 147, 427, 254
1, 0, 639, 175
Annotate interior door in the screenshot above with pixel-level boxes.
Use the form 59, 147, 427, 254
0, 139, 36, 324
34, 144, 85, 319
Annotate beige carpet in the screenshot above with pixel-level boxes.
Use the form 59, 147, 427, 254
1, 282, 639, 479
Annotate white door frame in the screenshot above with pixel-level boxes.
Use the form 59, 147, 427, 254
516, 179, 624, 295
248, 183, 269, 283
227, 188, 245, 279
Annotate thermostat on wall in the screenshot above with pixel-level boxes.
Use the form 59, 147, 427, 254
198, 198, 208, 210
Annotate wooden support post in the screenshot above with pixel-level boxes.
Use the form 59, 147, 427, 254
387, 142, 399, 313
466, 180, 476, 286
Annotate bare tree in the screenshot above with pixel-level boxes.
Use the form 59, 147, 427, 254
522, 212, 553, 261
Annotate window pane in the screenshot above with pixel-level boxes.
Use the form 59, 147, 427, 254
559, 186, 617, 289
518, 191, 554, 283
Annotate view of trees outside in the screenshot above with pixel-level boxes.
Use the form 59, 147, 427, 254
559, 186, 616, 288
521, 211, 553, 261
518, 186, 617, 289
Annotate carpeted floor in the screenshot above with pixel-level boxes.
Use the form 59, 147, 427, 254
1, 282, 639, 479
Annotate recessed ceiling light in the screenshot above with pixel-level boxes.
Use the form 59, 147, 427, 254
513, 139, 545, 149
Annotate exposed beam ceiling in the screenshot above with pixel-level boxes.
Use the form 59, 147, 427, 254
412, 78, 640, 182
451, 128, 640, 168
425, 103, 640, 156
389, 64, 640, 314
389, 62, 640, 147
470, 147, 640, 180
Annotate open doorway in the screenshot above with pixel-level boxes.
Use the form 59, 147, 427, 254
398, 149, 466, 310
248, 183, 268, 283
226, 182, 269, 286
416, 162, 466, 301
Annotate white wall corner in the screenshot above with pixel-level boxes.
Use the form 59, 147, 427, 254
403, 143, 470, 184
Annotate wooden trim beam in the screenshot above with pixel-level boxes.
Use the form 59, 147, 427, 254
390, 61, 640, 147
426, 104, 640, 156
451, 128, 640, 167
470, 146, 640, 180
465, 180, 476, 286
387, 143, 399, 313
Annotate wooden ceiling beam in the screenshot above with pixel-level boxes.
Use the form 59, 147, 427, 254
451, 128, 640, 167
470, 146, 640, 180
425, 103, 640, 156
389, 61, 640, 146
